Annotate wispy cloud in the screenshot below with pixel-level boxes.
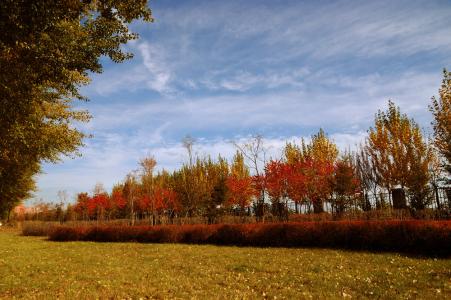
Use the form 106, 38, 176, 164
31, 0, 451, 203
137, 42, 173, 94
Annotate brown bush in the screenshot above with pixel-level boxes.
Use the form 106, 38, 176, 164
22, 222, 58, 236
48, 221, 451, 257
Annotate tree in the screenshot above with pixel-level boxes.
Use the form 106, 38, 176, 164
152, 170, 180, 223
89, 192, 110, 221
111, 184, 127, 218
303, 129, 338, 213
182, 135, 196, 166
430, 69, 451, 181
226, 152, 255, 220
233, 135, 268, 220
264, 160, 290, 220
123, 172, 139, 225
366, 101, 433, 210
283, 143, 307, 213
331, 154, 360, 216
56, 189, 68, 222
0, 1, 153, 216
205, 156, 229, 224
74, 192, 90, 220
355, 146, 377, 210
428, 149, 445, 210
0, 161, 38, 220
139, 156, 157, 224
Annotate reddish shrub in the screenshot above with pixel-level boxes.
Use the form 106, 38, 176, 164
50, 226, 89, 241
48, 221, 451, 256
207, 224, 248, 245
178, 224, 216, 243
22, 222, 57, 236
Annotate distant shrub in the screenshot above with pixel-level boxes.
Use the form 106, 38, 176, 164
22, 222, 58, 236
48, 221, 451, 256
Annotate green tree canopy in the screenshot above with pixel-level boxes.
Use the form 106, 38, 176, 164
0, 0, 153, 217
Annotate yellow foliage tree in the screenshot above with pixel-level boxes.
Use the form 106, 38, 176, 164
366, 101, 433, 210
430, 69, 451, 180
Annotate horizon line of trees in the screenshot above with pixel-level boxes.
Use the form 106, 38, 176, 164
14, 70, 451, 224
10, 70, 451, 223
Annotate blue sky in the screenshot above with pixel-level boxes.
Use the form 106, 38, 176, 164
31, 0, 451, 204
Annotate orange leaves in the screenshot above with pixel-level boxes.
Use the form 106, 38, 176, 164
74, 192, 89, 215
226, 151, 255, 211
151, 187, 181, 213
294, 159, 334, 204
137, 195, 151, 213
74, 192, 111, 219
263, 157, 337, 207
264, 160, 291, 202
226, 175, 255, 210
111, 190, 126, 210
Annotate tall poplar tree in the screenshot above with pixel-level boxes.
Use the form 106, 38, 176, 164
366, 101, 433, 210
430, 69, 451, 181
304, 129, 338, 213
0, 1, 153, 216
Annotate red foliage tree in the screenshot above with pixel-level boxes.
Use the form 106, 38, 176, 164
111, 190, 127, 211
137, 195, 151, 215
154, 188, 180, 213
88, 193, 110, 220
301, 158, 335, 213
226, 175, 255, 216
74, 192, 90, 220
285, 162, 307, 214
331, 158, 361, 215
264, 160, 292, 219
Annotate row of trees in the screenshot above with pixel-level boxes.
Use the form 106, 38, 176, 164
12, 70, 451, 223
67, 71, 450, 222
1, 2, 449, 222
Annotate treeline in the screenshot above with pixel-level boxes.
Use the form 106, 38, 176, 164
15, 70, 451, 223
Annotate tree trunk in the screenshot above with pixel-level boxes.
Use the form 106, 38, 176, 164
392, 188, 407, 209
313, 199, 323, 214
433, 184, 441, 210
446, 188, 451, 210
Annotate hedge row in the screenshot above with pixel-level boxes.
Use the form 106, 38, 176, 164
21, 222, 57, 236
47, 221, 451, 256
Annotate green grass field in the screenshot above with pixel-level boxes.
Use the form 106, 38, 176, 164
0, 229, 449, 299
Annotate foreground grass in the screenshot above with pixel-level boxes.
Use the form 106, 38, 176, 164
0, 230, 449, 299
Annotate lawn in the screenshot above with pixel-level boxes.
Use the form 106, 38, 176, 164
0, 229, 449, 299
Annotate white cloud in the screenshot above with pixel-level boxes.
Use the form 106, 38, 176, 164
84, 69, 440, 137
29, 1, 450, 204
87, 1, 451, 97
153, 1, 451, 63
138, 42, 173, 94
85, 42, 174, 96
197, 68, 308, 92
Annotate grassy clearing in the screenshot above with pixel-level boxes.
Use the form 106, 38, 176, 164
0, 230, 450, 299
